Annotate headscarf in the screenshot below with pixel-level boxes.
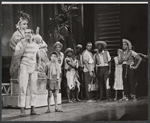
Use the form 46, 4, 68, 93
16, 11, 30, 30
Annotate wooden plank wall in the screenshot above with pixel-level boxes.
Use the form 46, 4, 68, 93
94, 4, 122, 87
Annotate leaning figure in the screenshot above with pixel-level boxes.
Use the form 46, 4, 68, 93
9, 11, 30, 78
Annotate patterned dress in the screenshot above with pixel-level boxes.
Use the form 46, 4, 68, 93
114, 57, 123, 90
65, 57, 80, 90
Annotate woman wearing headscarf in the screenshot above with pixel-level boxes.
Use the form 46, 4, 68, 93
9, 11, 30, 78
10, 11, 30, 52
65, 48, 80, 103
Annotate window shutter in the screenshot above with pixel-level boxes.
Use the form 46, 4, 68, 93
94, 4, 122, 87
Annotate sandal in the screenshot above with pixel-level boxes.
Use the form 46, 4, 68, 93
55, 109, 63, 112
45, 110, 51, 113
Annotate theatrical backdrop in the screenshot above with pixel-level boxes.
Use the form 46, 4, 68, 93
2, 4, 148, 107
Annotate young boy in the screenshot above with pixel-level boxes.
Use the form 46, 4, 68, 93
45, 51, 63, 113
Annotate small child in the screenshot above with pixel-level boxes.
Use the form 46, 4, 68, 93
65, 48, 80, 103
45, 51, 62, 113
113, 49, 124, 100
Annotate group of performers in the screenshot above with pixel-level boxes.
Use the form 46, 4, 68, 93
9, 11, 147, 117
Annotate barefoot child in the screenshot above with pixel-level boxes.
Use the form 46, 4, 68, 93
45, 51, 62, 113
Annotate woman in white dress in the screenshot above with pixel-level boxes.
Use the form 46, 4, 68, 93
65, 48, 80, 103
113, 49, 124, 100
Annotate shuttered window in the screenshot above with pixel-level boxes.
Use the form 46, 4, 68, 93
94, 4, 122, 86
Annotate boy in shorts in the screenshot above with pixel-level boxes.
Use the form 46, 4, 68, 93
45, 51, 63, 113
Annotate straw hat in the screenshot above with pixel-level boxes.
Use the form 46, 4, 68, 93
122, 39, 132, 50
65, 48, 74, 54
94, 48, 98, 52
50, 51, 58, 57
53, 41, 63, 49
95, 41, 107, 48
76, 44, 82, 49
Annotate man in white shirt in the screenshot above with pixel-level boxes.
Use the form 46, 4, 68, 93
95, 41, 112, 101
82, 42, 95, 102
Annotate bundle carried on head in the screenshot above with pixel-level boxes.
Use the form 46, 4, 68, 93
16, 11, 30, 29
18, 11, 30, 22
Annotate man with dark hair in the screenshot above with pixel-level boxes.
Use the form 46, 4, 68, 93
82, 42, 95, 102
45, 51, 62, 113
95, 41, 112, 101
75, 44, 84, 99
15, 29, 41, 116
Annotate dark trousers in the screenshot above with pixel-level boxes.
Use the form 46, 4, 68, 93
122, 64, 136, 97
84, 71, 92, 100
78, 67, 84, 98
97, 66, 111, 99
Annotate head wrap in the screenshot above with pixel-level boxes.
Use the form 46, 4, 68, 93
65, 48, 74, 54
16, 11, 30, 29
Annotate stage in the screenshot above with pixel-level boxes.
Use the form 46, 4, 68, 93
2, 96, 148, 121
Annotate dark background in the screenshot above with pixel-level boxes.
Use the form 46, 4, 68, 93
2, 4, 148, 97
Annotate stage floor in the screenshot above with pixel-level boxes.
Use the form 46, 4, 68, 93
2, 97, 148, 121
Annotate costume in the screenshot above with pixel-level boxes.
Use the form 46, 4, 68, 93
9, 11, 30, 79
75, 53, 84, 98
33, 34, 49, 73
17, 39, 39, 107
57, 52, 64, 72
53, 42, 64, 89
95, 50, 111, 100
10, 11, 30, 52
46, 62, 60, 91
65, 57, 80, 90
82, 49, 94, 100
114, 56, 123, 90
10, 30, 25, 51
121, 50, 138, 97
